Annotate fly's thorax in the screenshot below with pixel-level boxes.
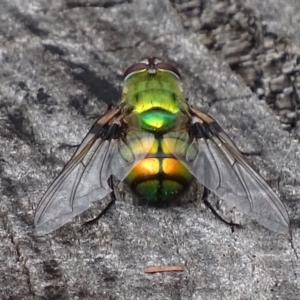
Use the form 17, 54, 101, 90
122, 69, 188, 133
125, 136, 194, 204
125, 110, 189, 135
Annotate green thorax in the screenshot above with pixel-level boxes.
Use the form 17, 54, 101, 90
121, 69, 187, 132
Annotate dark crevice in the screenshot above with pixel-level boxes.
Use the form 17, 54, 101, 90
9, 233, 35, 296
6, 107, 36, 145
43, 44, 66, 56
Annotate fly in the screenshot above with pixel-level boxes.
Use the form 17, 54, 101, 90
35, 58, 289, 235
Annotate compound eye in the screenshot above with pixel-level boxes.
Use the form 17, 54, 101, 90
156, 62, 181, 78
123, 63, 148, 79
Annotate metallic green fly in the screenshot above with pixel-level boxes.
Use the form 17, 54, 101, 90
35, 58, 289, 235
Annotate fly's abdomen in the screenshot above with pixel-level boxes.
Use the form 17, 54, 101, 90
125, 139, 193, 203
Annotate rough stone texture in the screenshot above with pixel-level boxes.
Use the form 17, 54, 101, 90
172, 0, 300, 138
0, 0, 300, 299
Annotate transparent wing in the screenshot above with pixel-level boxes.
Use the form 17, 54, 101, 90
164, 108, 289, 233
35, 109, 154, 235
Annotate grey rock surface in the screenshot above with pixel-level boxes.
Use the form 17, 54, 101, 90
0, 0, 300, 299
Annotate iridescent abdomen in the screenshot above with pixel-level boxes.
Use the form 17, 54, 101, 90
126, 138, 193, 203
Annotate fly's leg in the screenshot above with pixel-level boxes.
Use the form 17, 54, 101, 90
58, 143, 81, 149
240, 150, 262, 156
84, 176, 116, 226
202, 187, 241, 232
